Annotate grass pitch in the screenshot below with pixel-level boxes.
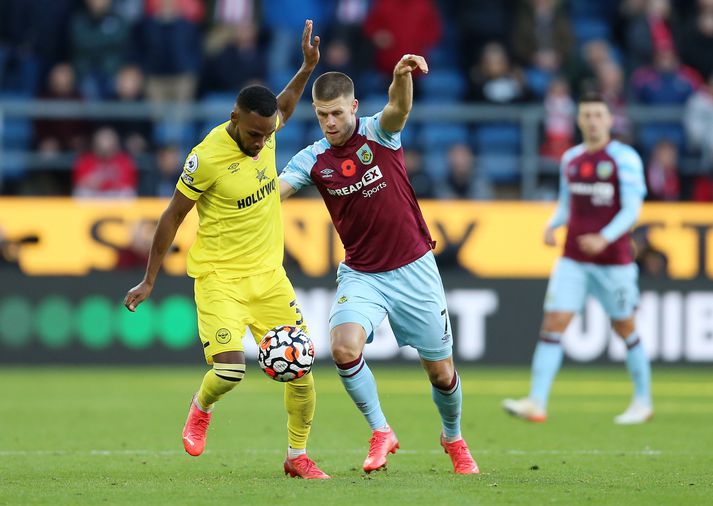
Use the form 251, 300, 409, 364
1, 365, 711, 505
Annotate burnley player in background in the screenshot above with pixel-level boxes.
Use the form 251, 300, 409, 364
503, 93, 653, 425
278, 55, 479, 475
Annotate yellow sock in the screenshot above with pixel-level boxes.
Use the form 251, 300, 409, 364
197, 363, 245, 410
284, 372, 315, 450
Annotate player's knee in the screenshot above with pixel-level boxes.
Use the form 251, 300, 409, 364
422, 357, 455, 389
429, 369, 456, 390
213, 362, 246, 383
612, 319, 635, 339
542, 312, 572, 334
330, 339, 361, 364
330, 324, 364, 363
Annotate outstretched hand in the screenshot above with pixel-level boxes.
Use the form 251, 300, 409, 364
394, 54, 429, 76
301, 19, 320, 69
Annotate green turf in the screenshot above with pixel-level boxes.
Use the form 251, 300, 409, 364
1, 365, 711, 505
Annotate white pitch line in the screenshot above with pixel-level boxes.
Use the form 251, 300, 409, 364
0, 448, 696, 457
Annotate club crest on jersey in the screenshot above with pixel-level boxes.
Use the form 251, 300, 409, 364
356, 143, 373, 165
596, 161, 613, 179
320, 168, 335, 178
184, 154, 199, 173
255, 167, 268, 182
216, 328, 232, 344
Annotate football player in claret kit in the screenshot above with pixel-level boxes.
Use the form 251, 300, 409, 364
503, 92, 653, 425
123, 21, 331, 479
279, 55, 479, 475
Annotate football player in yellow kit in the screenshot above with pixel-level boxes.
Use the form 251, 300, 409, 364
123, 20, 329, 479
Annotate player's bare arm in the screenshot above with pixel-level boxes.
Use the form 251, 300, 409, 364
123, 190, 195, 312
380, 54, 429, 133
279, 179, 297, 201
276, 19, 320, 129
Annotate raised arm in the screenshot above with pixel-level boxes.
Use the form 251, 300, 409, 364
123, 190, 195, 311
380, 54, 429, 133
276, 19, 320, 128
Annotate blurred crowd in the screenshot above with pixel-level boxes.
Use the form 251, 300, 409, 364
1, 0, 713, 201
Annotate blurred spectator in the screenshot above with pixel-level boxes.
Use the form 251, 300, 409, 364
70, 0, 130, 100
315, 38, 358, 85
646, 140, 681, 201
109, 65, 152, 156
630, 46, 702, 105
441, 144, 480, 199
363, 0, 442, 77
691, 175, 713, 201
34, 63, 89, 155
622, 0, 680, 72
0, 226, 21, 270
141, 144, 182, 197
113, 0, 146, 24
632, 228, 669, 278
0, 0, 73, 94
73, 127, 138, 197
201, 22, 267, 95
0, 227, 39, 270
131, 0, 202, 102
569, 38, 615, 95
145, 0, 206, 23
114, 219, 157, 270
325, 0, 372, 77
209, 0, 259, 25
679, 2, 713, 79
404, 149, 435, 199
540, 77, 575, 160
512, 0, 573, 74
262, 0, 329, 75
684, 71, 713, 171
630, 45, 699, 155
454, 0, 515, 69
468, 42, 529, 103
638, 246, 669, 277
595, 61, 633, 142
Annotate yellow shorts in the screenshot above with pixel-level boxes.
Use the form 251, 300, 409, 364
194, 267, 307, 364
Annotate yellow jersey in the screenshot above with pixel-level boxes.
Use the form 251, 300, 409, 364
176, 119, 283, 278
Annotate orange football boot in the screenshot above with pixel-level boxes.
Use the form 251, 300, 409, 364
182, 398, 212, 457
283, 454, 331, 479
440, 435, 480, 475
363, 428, 399, 472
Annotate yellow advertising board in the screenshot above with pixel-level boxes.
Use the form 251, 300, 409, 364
0, 198, 710, 278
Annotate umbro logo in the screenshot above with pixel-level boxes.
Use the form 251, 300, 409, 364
320, 168, 335, 178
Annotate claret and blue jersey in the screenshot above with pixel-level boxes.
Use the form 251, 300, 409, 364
279, 112, 434, 273
551, 140, 647, 265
